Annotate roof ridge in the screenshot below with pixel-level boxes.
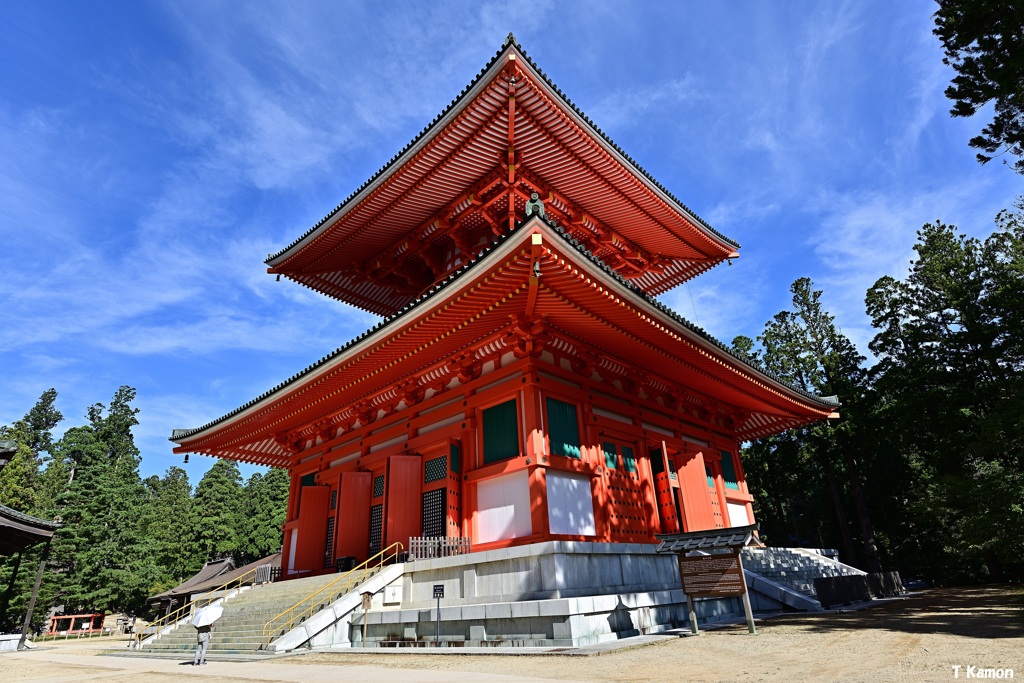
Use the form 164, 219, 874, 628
266, 39, 737, 267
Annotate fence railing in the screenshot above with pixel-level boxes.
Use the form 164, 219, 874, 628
262, 542, 403, 646
407, 536, 471, 561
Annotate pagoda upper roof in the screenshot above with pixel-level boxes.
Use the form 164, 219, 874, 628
175, 215, 835, 468
265, 35, 740, 316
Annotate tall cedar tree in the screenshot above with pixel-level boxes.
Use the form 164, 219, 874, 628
739, 279, 882, 571
934, 0, 1024, 173
46, 388, 158, 615
238, 468, 289, 564
193, 459, 244, 561
143, 467, 203, 589
0, 390, 63, 629
866, 214, 1024, 581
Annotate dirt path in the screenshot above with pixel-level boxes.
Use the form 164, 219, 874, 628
2, 587, 1020, 683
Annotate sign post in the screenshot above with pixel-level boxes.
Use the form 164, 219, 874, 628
656, 524, 760, 636
432, 584, 444, 647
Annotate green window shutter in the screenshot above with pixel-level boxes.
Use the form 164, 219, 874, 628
720, 450, 740, 490
483, 399, 520, 464
602, 442, 618, 469
650, 448, 664, 474
622, 445, 636, 473
546, 397, 581, 458
449, 442, 460, 473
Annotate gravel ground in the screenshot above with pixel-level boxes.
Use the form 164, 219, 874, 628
2, 586, 1020, 682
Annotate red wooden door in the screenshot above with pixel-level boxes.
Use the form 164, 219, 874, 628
385, 455, 422, 551
292, 485, 331, 575
336, 471, 372, 562
676, 450, 717, 532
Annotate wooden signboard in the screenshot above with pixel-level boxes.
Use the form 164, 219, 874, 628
678, 551, 746, 597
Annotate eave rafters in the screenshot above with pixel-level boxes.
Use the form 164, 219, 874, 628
265, 41, 738, 316
177, 223, 829, 461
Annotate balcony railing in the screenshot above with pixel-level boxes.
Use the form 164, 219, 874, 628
407, 536, 471, 561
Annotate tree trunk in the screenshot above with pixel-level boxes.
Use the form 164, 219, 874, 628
821, 458, 858, 565
844, 449, 883, 573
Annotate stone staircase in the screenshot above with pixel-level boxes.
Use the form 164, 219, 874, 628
741, 547, 865, 598
138, 571, 367, 657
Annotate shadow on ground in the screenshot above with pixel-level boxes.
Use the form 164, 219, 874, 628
732, 586, 1023, 639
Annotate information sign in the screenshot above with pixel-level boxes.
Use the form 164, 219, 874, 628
678, 552, 747, 597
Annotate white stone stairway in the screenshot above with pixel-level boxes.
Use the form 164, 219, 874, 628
741, 547, 865, 598
136, 572, 363, 658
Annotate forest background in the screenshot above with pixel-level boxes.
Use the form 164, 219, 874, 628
1, 0, 1021, 629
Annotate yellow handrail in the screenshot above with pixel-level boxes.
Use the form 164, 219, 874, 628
262, 542, 403, 645
134, 564, 263, 649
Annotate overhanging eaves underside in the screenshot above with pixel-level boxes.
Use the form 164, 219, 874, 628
175, 220, 834, 465
264, 38, 738, 316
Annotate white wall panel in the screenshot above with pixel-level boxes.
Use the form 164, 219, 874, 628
547, 471, 596, 536
475, 470, 533, 544
727, 502, 750, 527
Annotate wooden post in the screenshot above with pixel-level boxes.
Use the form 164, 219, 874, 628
19, 540, 50, 650
736, 550, 756, 635
686, 591, 699, 635
361, 592, 372, 647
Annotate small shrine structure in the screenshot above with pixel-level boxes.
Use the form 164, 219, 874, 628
171, 36, 838, 580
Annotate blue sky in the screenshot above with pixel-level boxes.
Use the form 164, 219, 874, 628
1, 1, 1018, 482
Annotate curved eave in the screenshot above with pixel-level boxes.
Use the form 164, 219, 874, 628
176, 217, 832, 461
265, 36, 737, 273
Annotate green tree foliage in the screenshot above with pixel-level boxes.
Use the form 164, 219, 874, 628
866, 215, 1024, 581
737, 279, 882, 571
0, 389, 62, 515
45, 388, 159, 616
143, 467, 203, 589
934, 0, 1024, 173
238, 468, 289, 564
193, 459, 244, 561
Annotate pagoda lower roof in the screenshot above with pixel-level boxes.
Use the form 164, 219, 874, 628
264, 36, 739, 316
174, 216, 836, 468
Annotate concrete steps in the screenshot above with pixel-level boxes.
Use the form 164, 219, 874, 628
138, 570, 369, 656
741, 547, 865, 598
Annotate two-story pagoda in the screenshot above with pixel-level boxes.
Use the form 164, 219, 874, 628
171, 36, 838, 579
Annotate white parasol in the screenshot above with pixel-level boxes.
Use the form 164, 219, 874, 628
191, 604, 223, 628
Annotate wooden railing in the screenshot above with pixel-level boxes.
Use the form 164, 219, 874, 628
407, 536, 471, 561
133, 563, 267, 649
262, 542, 403, 646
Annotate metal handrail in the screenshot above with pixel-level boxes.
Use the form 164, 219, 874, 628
133, 564, 263, 649
262, 542, 403, 646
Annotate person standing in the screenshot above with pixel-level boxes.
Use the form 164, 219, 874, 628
193, 623, 212, 665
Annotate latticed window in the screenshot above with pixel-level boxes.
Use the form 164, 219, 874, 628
372, 475, 385, 499
422, 488, 445, 538
323, 516, 335, 568
482, 399, 519, 464
424, 456, 447, 483
545, 397, 580, 458
329, 489, 337, 510
720, 450, 740, 490
369, 504, 383, 555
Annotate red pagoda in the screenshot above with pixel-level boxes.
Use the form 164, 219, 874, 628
172, 36, 837, 580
